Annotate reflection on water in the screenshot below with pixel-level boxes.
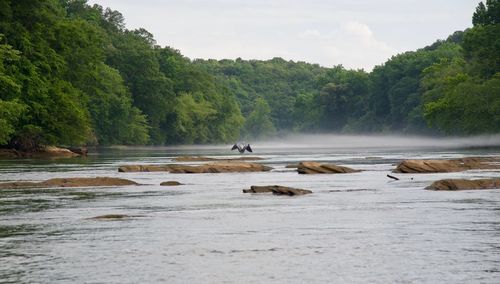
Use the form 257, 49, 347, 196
0, 138, 500, 283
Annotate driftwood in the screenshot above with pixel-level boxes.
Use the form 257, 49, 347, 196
386, 174, 400, 181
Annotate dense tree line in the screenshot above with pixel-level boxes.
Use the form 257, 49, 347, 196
0, 0, 498, 149
0, 0, 243, 149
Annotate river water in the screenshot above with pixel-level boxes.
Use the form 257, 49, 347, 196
1, 135, 500, 283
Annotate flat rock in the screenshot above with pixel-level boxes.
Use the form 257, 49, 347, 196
0, 177, 138, 189
426, 178, 500, 191
243, 185, 312, 196
173, 156, 263, 162
160, 181, 182, 186
118, 162, 272, 173
394, 157, 500, 173
297, 162, 360, 174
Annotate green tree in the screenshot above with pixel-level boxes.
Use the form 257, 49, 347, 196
424, 74, 500, 134
472, 0, 500, 26
243, 97, 276, 139
462, 24, 500, 78
106, 30, 173, 144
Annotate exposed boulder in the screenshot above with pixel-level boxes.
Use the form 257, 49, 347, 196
34, 146, 80, 158
160, 181, 182, 186
173, 156, 263, 162
243, 185, 312, 196
68, 147, 88, 156
0, 177, 138, 189
297, 162, 360, 174
394, 157, 500, 173
118, 162, 272, 173
426, 178, 500, 191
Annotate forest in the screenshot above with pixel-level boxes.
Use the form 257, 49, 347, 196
0, 0, 498, 150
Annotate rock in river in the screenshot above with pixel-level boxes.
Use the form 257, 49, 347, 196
425, 178, 500, 191
243, 185, 312, 196
118, 162, 272, 173
173, 156, 263, 162
0, 177, 138, 189
88, 214, 133, 220
297, 162, 360, 174
0, 146, 84, 159
394, 157, 500, 173
160, 181, 183, 186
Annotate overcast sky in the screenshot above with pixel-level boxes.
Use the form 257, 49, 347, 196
88, 0, 479, 70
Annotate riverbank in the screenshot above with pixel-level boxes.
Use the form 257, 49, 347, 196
0, 146, 87, 159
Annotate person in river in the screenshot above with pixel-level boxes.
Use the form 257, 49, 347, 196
231, 143, 253, 153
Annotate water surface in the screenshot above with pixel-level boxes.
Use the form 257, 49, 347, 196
1, 138, 500, 283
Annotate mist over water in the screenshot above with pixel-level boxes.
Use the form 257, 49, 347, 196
145, 134, 500, 152
254, 134, 500, 149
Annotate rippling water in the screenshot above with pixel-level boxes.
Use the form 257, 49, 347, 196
1, 137, 500, 283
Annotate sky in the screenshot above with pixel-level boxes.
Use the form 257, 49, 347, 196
88, 0, 480, 70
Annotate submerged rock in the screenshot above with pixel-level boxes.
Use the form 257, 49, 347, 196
173, 156, 263, 162
88, 214, 135, 220
0, 177, 138, 189
394, 157, 500, 173
297, 162, 360, 174
160, 181, 182, 186
118, 162, 272, 173
243, 185, 312, 196
425, 178, 500, 191
118, 165, 171, 172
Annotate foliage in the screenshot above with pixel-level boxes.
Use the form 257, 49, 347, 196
472, 0, 500, 26
424, 73, 500, 134
421, 0, 500, 135
243, 97, 276, 139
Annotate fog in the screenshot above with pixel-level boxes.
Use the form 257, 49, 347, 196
254, 134, 500, 149
124, 134, 500, 151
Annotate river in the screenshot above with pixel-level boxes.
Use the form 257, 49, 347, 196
1, 135, 500, 283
